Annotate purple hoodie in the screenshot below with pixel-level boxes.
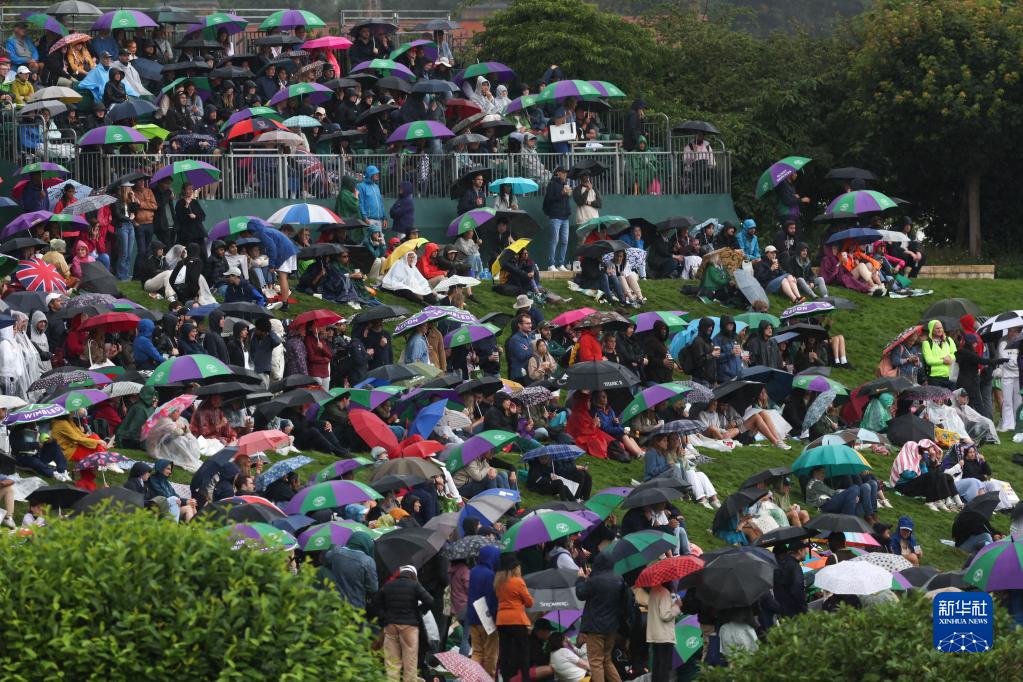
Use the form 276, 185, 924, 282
389, 181, 415, 235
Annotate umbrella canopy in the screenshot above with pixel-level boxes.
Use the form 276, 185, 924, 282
3, 403, 67, 425
70, 486, 143, 514
824, 227, 883, 246
314, 457, 373, 483
754, 525, 813, 548
816, 561, 892, 595
805, 513, 873, 534
444, 323, 498, 349
454, 61, 516, 85
635, 555, 705, 588
673, 120, 720, 135
825, 166, 877, 181
146, 355, 230, 386
446, 430, 517, 473
444, 534, 500, 561
562, 361, 639, 391
607, 530, 678, 576
699, 552, 775, 608
883, 325, 925, 357
825, 189, 898, 217
900, 384, 954, 402
387, 120, 455, 144
237, 429, 290, 457
741, 467, 793, 489
460, 488, 520, 528
623, 482, 688, 510
27, 484, 87, 509
50, 389, 110, 412
222, 523, 297, 551
502, 511, 591, 551
584, 487, 632, 520
351, 58, 416, 81
756, 156, 811, 199
184, 12, 248, 36
978, 311, 1023, 336
851, 552, 914, 572
375, 527, 447, 573
432, 652, 492, 682
260, 9, 325, 30
965, 490, 1002, 519
140, 394, 196, 439
267, 203, 343, 226
447, 207, 497, 237
886, 413, 936, 446
524, 568, 585, 611
620, 383, 693, 422
521, 444, 584, 462
151, 159, 221, 192
15, 258, 66, 294
92, 9, 158, 30
791, 374, 847, 395
922, 298, 983, 321
267, 82, 334, 107
780, 301, 835, 320
284, 480, 382, 515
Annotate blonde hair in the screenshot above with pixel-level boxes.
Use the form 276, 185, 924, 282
493, 564, 521, 593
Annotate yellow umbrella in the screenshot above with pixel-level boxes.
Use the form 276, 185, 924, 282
490, 238, 532, 278
383, 237, 428, 274
134, 124, 169, 140
501, 379, 524, 392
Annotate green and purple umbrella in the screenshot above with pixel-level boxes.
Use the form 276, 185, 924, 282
447, 207, 497, 237
620, 382, 693, 422
347, 385, 405, 410
966, 538, 1023, 590
588, 80, 627, 99
21, 13, 68, 35
791, 374, 847, 395
92, 9, 158, 30
538, 79, 602, 103
222, 106, 283, 130
607, 530, 677, 575
387, 120, 455, 144
313, 457, 373, 483
391, 39, 438, 62
791, 444, 869, 477
222, 522, 297, 551
13, 161, 69, 178
576, 215, 629, 238
351, 59, 416, 82
152, 159, 221, 192
630, 310, 688, 334
284, 480, 382, 515
296, 520, 363, 551
504, 94, 542, 115
146, 354, 231, 386
584, 487, 633, 520
268, 82, 334, 107
2, 403, 67, 426
780, 301, 834, 320
444, 323, 499, 349
673, 615, 703, 666
161, 76, 212, 101
78, 125, 147, 147
207, 215, 271, 242
755, 156, 811, 199
454, 62, 516, 86
445, 430, 518, 473
259, 9, 325, 30
502, 510, 591, 551
51, 389, 110, 412
184, 12, 249, 37
825, 190, 898, 218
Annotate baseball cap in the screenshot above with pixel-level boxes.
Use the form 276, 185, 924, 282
16, 66, 29, 75
225, 267, 241, 277
764, 245, 777, 253
314, 106, 326, 116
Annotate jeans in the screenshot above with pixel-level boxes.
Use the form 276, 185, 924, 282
820, 486, 860, 515
548, 217, 569, 268
458, 609, 471, 655
958, 532, 993, 556
96, 253, 110, 269
466, 252, 483, 276
857, 480, 878, 516
134, 222, 153, 276
674, 522, 691, 555
15, 440, 68, 478
115, 221, 136, 281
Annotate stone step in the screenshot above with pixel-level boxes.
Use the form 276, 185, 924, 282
918, 264, 995, 280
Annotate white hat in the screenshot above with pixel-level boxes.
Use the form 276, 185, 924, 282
314, 106, 326, 116
399, 564, 418, 578
16, 66, 29, 75
764, 245, 777, 253
514, 294, 531, 309
435, 57, 452, 68
224, 267, 241, 277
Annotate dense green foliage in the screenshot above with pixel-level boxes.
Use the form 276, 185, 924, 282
702, 593, 1023, 680
0, 511, 383, 681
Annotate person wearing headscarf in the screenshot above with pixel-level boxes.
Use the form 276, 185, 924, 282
381, 251, 436, 304
889, 439, 960, 512
860, 392, 895, 433
493, 84, 511, 112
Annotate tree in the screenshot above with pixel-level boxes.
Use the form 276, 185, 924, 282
0, 512, 383, 679
851, 0, 1023, 255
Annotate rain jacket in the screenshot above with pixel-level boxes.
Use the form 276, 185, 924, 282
388, 181, 415, 234
149, 459, 178, 499
320, 531, 378, 609
922, 320, 956, 379
132, 319, 164, 370
117, 385, 155, 448
248, 221, 298, 270
357, 166, 385, 221
861, 392, 894, 433
888, 515, 919, 555
202, 310, 231, 363
335, 174, 360, 219
543, 175, 571, 220
713, 315, 743, 382
576, 552, 633, 634
466, 544, 501, 626
372, 574, 434, 626
746, 321, 783, 370
737, 222, 761, 260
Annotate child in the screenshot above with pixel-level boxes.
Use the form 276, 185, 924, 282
22, 501, 46, 527
549, 632, 589, 682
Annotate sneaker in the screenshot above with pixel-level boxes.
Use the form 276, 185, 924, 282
711, 499, 721, 509
104, 464, 125, 475
699, 499, 713, 510
559, 265, 571, 272
1, 517, 14, 530
934, 500, 950, 512
548, 266, 560, 273
266, 301, 283, 310
774, 441, 792, 450
925, 501, 940, 512
54, 471, 71, 482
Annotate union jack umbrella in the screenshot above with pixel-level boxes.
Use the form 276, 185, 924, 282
16, 258, 67, 293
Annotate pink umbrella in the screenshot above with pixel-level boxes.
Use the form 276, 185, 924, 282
302, 36, 353, 50
236, 429, 290, 456
550, 307, 597, 328
141, 394, 197, 440
434, 651, 494, 682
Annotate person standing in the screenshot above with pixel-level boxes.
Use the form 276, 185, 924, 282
543, 166, 571, 272
505, 313, 533, 382
111, 182, 137, 281
372, 565, 433, 682
576, 553, 633, 682
921, 319, 957, 390
496, 555, 534, 682
646, 581, 681, 681
357, 165, 386, 228
132, 178, 157, 278
466, 545, 501, 678
997, 326, 1020, 431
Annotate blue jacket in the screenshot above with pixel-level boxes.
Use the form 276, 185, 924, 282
248, 221, 298, 269
132, 319, 164, 369
737, 227, 760, 260
357, 167, 385, 220
389, 181, 415, 234
889, 515, 919, 555
224, 278, 265, 305
402, 332, 430, 364
505, 330, 532, 380
593, 406, 624, 437
713, 330, 744, 383
249, 331, 281, 373
622, 233, 645, 250
543, 176, 571, 219
643, 447, 670, 480
466, 544, 500, 626
20, 183, 47, 212
5, 37, 38, 66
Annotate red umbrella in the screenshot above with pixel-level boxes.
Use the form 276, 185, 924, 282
236, 429, 290, 456
11, 177, 60, 199
350, 408, 398, 455
79, 312, 141, 333
635, 555, 705, 588
400, 440, 444, 458
16, 258, 66, 293
434, 651, 492, 682
222, 117, 288, 145
289, 308, 345, 330
446, 98, 482, 120
882, 325, 923, 355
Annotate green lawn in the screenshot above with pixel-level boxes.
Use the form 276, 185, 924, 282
92, 276, 1023, 570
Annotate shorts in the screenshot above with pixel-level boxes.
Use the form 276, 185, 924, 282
765, 274, 788, 294
277, 255, 298, 273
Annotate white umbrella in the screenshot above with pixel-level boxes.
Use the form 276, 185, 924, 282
851, 552, 913, 572
105, 381, 144, 399
433, 275, 481, 293
978, 311, 1023, 336
876, 229, 909, 244
255, 130, 305, 147
47, 179, 93, 211
0, 396, 28, 410
814, 561, 891, 595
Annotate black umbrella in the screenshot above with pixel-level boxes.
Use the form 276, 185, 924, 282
256, 388, 328, 420
922, 298, 982, 321
805, 513, 873, 533
524, 568, 585, 611
700, 545, 778, 566
209, 65, 254, 79
775, 323, 830, 341
252, 34, 304, 47
415, 18, 461, 31
478, 312, 513, 331
105, 170, 151, 194
108, 99, 158, 122
130, 57, 163, 82
964, 490, 1001, 519
27, 484, 88, 509
672, 120, 720, 135
476, 116, 517, 137
297, 243, 343, 259
78, 261, 121, 296
576, 239, 630, 260
351, 304, 410, 326
457, 375, 504, 396
562, 361, 639, 391
568, 159, 607, 180
755, 525, 813, 548
319, 129, 366, 144
269, 375, 321, 392
448, 165, 493, 199
70, 487, 144, 515
368, 364, 418, 382
452, 112, 486, 134
322, 77, 361, 91
422, 372, 464, 389
369, 473, 428, 493
858, 376, 915, 398
821, 296, 857, 311
217, 302, 272, 320
412, 79, 457, 94
899, 565, 939, 588
825, 167, 877, 182
622, 483, 688, 509
355, 103, 398, 125
886, 413, 936, 446
193, 381, 252, 397
493, 210, 540, 238
375, 527, 446, 574
712, 380, 765, 413
698, 552, 775, 608
349, 18, 399, 35
923, 571, 971, 591
3, 291, 47, 315
201, 499, 286, 524
146, 5, 200, 24
657, 216, 696, 233
376, 76, 412, 93
226, 365, 266, 385
741, 467, 792, 489
176, 38, 221, 50
348, 70, 380, 86
712, 488, 768, 531
0, 237, 46, 254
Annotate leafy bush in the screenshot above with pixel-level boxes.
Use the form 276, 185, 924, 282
0, 511, 384, 681
701, 593, 1023, 681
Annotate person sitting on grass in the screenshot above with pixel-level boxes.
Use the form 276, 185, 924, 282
591, 390, 643, 460
888, 515, 923, 566
806, 465, 875, 522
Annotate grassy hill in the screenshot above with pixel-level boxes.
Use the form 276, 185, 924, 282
98, 275, 1023, 570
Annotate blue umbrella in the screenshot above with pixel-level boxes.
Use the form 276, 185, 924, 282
459, 488, 520, 530
271, 514, 317, 534
256, 455, 314, 492
825, 227, 883, 246
739, 365, 794, 403
488, 176, 539, 194
409, 400, 446, 440
46, 179, 92, 210
522, 444, 585, 462
0, 198, 17, 208
183, 304, 217, 318
668, 317, 748, 357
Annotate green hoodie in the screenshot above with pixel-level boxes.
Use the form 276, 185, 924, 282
335, 175, 360, 220
921, 319, 956, 378
626, 134, 660, 191
116, 385, 156, 448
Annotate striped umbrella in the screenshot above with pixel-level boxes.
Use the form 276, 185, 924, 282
77, 125, 147, 147
387, 120, 455, 144
391, 39, 438, 62
443, 323, 498, 349
92, 9, 158, 30
151, 159, 221, 192
146, 355, 230, 386
447, 207, 497, 237
825, 190, 899, 218
351, 59, 416, 82
588, 81, 627, 99
631, 310, 688, 334
966, 538, 1023, 590
13, 161, 69, 178
313, 457, 373, 483
445, 430, 518, 473
453, 62, 515, 85
502, 511, 591, 551
584, 487, 632, 520
296, 520, 363, 551
184, 12, 248, 36
539, 79, 602, 102
620, 382, 693, 422
756, 156, 811, 199
222, 106, 283, 129
267, 82, 334, 107
607, 530, 677, 575
51, 389, 110, 412
260, 9, 325, 30
21, 13, 68, 35
266, 203, 342, 225
207, 216, 272, 242
222, 522, 297, 551
284, 480, 382, 515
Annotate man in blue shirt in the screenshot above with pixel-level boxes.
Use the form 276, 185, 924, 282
505, 313, 533, 381
357, 165, 386, 228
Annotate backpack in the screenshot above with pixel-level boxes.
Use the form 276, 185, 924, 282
680, 343, 699, 375
876, 353, 897, 378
